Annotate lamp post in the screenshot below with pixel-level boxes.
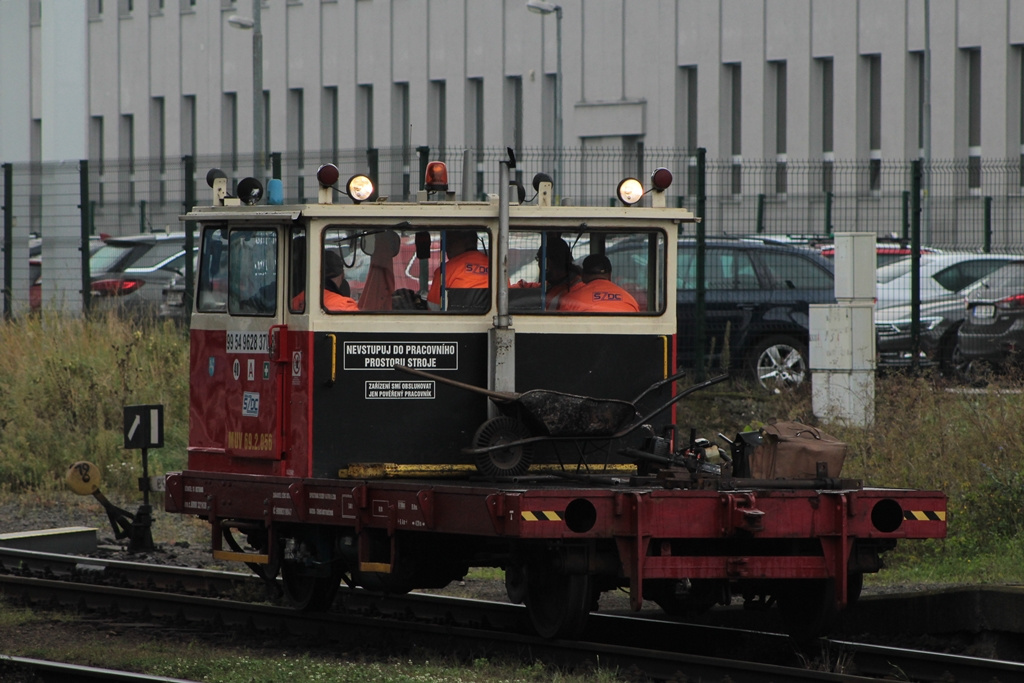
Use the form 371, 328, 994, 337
228, 0, 263, 179
527, 0, 562, 201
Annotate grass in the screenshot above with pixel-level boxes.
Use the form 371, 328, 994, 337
0, 313, 189, 493
0, 602, 619, 683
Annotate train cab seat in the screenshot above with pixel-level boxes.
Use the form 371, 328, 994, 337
445, 288, 490, 312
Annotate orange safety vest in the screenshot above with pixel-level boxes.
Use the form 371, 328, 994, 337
324, 290, 359, 311
427, 250, 490, 304
557, 279, 639, 313
510, 275, 583, 308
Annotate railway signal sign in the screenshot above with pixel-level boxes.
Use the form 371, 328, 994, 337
123, 404, 164, 450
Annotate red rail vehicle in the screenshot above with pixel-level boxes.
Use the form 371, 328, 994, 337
164, 153, 946, 639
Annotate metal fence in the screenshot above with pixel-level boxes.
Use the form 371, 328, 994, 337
3, 147, 1024, 378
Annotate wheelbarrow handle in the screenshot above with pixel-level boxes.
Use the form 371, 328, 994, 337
618, 373, 730, 438
393, 364, 519, 403
630, 367, 693, 405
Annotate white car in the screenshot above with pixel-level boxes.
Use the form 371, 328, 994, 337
875, 252, 1023, 308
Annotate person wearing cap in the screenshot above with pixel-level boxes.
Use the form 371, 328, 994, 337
427, 230, 490, 308
557, 254, 640, 313
511, 235, 583, 309
321, 249, 359, 311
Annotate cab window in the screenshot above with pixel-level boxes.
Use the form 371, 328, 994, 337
318, 226, 491, 313
508, 229, 665, 314
228, 229, 278, 316
196, 226, 228, 313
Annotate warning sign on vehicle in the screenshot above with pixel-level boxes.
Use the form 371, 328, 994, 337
344, 342, 458, 371
365, 380, 436, 399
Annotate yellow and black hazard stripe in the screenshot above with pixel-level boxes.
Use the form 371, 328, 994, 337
903, 510, 946, 522
521, 510, 563, 522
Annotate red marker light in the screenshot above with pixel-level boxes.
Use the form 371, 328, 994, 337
424, 161, 449, 192
651, 167, 673, 191
316, 163, 341, 188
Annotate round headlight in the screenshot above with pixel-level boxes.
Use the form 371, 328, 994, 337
617, 178, 644, 206
346, 174, 374, 203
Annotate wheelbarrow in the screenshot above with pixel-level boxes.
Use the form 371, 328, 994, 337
393, 364, 728, 476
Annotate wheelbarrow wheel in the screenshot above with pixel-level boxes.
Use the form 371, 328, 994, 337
472, 416, 534, 477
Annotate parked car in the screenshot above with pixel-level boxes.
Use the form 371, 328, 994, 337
750, 235, 941, 268
27, 235, 107, 312
875, 252, 1021, 309
818, 238, 941, 268
875, 290, 980, 372
28, 257, 41, 312
675, 238, 835, 391
88, 233, 189, 317
956, 261, 1024, 378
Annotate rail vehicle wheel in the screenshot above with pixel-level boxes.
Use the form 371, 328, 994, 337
281, 559, 343, 611
278, 535, 344, 611
524, 570, 595, 639
775, 579, 837, 641
645, 578, 723, 617
472, 416, 534, 477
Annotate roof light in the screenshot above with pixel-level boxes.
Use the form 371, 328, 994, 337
424, 161, 449, 192
316, 163, 341, 188
617, 178, 644, 206
651, 167, 673, 192
346, 175, 374, 203
206, 168, 228, 187
237, 177, 264, 205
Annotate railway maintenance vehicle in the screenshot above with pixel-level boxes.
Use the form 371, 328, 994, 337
164, 151, 947, 639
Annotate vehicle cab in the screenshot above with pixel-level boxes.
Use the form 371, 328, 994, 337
182, 157, 694, 481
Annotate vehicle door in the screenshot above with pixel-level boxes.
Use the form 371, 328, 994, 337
190, 224, 290, 463
677, 243, 766, 366
755, 248, 835, 340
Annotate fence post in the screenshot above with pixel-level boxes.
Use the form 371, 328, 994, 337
824, 191, 833, 236
271, 152, 282, 181
901, 190, 910, 240
79, 160, 92, 314
910, 160, 922, 369
983, 196, 992, 253
695, 147, 707, 382
756, 193, 765, 233
2, 163, 11, 321
636, 140, 645, 184
183, 155, 196, 319
417, 146, 431, 192
366, 148, 379, 202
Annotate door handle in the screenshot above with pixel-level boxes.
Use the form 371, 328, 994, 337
268, 324, 289, 363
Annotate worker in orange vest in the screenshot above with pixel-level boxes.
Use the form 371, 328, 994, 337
558, 254, 639, 313
427, 230, 489, 309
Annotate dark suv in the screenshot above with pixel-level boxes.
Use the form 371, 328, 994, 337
676, 239, 835, 390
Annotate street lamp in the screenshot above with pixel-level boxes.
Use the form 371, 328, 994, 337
228, 1, 264, 179
527, 0, 562, 201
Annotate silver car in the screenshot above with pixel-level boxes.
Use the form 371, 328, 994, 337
89, 233, 189, 318
875, 252, 1021, 309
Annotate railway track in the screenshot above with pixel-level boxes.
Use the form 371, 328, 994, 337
0, 654, 196, 683
0, 546, 1021, 682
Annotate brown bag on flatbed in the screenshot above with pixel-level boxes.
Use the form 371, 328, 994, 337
749, 421, 847, 479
